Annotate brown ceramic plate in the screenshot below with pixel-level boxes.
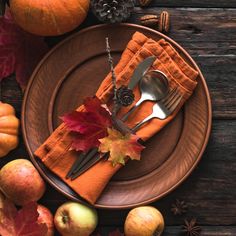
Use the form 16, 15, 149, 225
22, 24, 212, 209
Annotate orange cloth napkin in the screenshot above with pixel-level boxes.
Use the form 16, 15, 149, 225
35, 32, 199, 204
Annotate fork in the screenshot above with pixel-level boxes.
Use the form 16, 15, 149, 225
131, 87, 182, 132
69, 87, 183, 180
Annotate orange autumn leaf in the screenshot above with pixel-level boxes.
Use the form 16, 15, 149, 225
99, 128, 145, 166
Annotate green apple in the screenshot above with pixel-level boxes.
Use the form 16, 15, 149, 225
54, 202, 98, 236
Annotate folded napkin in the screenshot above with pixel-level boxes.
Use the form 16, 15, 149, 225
35, 32, 199, 204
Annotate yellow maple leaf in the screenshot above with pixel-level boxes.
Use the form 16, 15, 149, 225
99, 128, 145, 166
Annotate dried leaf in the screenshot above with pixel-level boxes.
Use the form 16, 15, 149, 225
99, 128, 145, 166
0, 9, 48, 89
0, 199, 16, 236
15, 202, 48, 236
0, 200, 48, 236
62, 97, 113, 152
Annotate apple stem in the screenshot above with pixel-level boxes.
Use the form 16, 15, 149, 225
62, 215, 69, 224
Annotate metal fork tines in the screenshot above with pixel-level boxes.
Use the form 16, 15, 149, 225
68, 87, 183, 179
132, 87, 183, 131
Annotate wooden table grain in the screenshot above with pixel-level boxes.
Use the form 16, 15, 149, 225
0, 1, 236, 235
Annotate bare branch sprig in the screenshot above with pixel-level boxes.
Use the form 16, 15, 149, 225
106, 37, 118, 116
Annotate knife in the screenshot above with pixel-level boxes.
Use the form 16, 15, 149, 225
127, 56, 156, 90
114, 56, 156, 114
68, 56, 156, 179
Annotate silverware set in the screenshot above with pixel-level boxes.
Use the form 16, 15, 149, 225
66, 57, 183, 179
121, 70, 169, 122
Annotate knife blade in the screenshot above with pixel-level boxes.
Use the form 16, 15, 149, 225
113, 56, 156, 115
128, 56, 156, 90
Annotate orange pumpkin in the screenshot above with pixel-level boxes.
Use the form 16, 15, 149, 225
10, 0, 90, 36
0, 102, 19, 158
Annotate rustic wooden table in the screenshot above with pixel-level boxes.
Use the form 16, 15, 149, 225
1, 0, 236, 235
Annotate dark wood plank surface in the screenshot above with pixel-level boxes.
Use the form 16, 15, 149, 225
130, 7, 236, 119
94, 226, 236, 235
1, 1, 236, 235
148, 0, 236, 8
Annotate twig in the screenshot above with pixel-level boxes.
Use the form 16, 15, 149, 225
106, 37, 118, 116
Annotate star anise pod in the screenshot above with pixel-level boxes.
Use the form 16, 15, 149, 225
182, 218, 201, 236
171, 199, 188, 215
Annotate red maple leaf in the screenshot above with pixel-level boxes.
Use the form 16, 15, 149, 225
0, 198, 17, 236
62, 96, 113, 152
0, 200, 48, 236
0, 9, 48, 89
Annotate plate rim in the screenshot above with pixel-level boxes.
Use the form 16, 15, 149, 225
22, 23, 212, 209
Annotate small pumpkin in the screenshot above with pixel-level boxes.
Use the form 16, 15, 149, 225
0, 102, 19, 157
9, 0, 90, 36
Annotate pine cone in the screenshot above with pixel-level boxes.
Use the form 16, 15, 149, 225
117, 86, 135, 106
91, 0, 135, 23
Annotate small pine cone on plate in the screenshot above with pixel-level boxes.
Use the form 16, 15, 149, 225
117, 86, 135, 106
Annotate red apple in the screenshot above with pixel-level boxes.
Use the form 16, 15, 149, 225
54, 202, 98, 236
0, 191, 6, 222
37, 204, 54, 236
0, 159, 46, 206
